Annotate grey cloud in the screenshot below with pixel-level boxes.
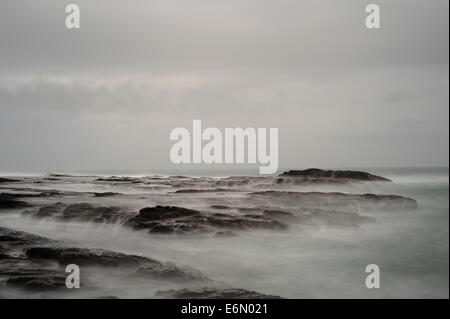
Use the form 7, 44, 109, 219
0, 0, 447, 76
0, 79, 149, 113
0, 0, 448, 171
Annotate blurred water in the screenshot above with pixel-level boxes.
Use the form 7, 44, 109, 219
0, 167, 448, 298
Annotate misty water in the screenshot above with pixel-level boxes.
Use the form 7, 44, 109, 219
0, 167, 448, 298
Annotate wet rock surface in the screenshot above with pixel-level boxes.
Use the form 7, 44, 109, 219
0, 178, 20, 183
5, 268, 67, 291
93, 192, 119, 197
0, 169, 422, 298
155, 287, 283, 299
1, 169, 417, 235
125, 205, 288, 234
174, 188, 241, 193
22, 202, 130, 223
0, 226, 211, 293
0, 193, 30, 209
0, 227, 67, 291
25, 246, 151, 267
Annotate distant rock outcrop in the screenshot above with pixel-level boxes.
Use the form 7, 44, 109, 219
279, 168, 391, 181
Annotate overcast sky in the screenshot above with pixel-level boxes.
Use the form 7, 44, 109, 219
0, 0, 448, 172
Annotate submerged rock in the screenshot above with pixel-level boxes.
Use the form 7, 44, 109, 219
250, 191, 417, 210
62, 203, 127, 222
136, 262, 210, 282
23, 202, 129, 223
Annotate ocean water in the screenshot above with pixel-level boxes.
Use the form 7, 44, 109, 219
0, 167, 448, 298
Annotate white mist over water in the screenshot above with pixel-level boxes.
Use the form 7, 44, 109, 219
0, 168, 448, 298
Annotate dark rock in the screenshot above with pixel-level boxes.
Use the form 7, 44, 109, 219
126, 206, 202, 229
2, 192, 41, 198
95, 177, 140, 183
41, 202, 66, 216
23, 202, 66, 218
126, 205, 288, 234
24, 246, 209, 282
279, 168, 390, 181
48, 173, 74, 177
38, 191, 62, 197
1, 191, 61, 198
26, 247, 150, 267
6, 270, 66, 290
0, 227, 57, 248
93, 192, 119, 197
62, 203, 127, 222
25, 202, 129, 223
0, 226, 211, 295
155, 287, 283, 299
0, 193, 30, 209
0, 177, 20, 183
148, 224, 175, 234
140, 206, 201, 220
0, 228, 68, 291
174, 188, 239, 193
0, 244, 9, 258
